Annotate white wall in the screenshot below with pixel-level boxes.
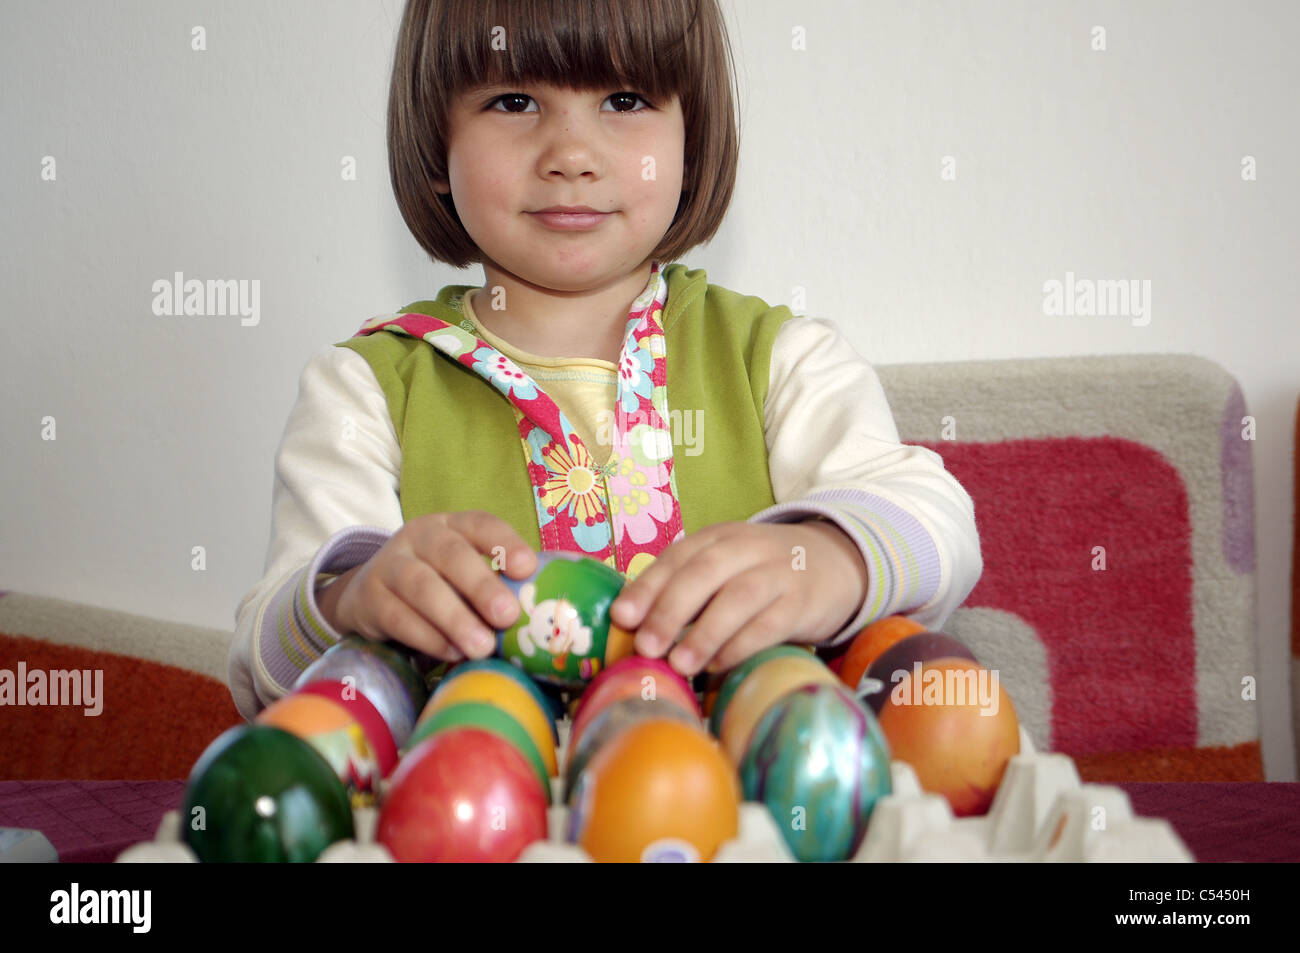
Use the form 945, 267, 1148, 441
2, 0, 1296, 779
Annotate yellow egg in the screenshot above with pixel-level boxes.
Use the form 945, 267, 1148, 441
421, 671, 558, 776
718, 655, 840, 765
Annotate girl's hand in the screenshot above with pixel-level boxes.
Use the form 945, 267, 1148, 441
610, 521, 869, 677
332, 511, 538, 662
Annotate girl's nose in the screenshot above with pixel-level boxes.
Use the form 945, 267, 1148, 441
538, 121, 603, 179
541, 145, 600, 180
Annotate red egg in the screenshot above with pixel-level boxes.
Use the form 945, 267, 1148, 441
572, 656, 700, 721
569, 656, 699, 755
377, 727, 548, 862
875, 659, 1020, 817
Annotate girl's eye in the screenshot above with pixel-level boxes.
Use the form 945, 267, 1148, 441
603, 92, 652, 113
486, 92, 652, 113
489, 93, 536, 113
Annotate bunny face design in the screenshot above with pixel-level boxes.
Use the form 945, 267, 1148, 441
517, 583, 593, 661
495, 551, 632, 687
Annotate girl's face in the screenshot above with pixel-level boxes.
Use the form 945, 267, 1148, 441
434, 82, 686, 291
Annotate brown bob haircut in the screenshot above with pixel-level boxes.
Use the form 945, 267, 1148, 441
388, 0, 740, 269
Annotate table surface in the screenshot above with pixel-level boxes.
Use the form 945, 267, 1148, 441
1, 780, 1297, 863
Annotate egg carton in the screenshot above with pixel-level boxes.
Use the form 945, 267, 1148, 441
116, 721, 1192, 863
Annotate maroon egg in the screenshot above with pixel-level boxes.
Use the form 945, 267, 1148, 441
858, 632, 977, 714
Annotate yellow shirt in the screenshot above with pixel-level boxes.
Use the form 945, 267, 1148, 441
460, 290, 619, 468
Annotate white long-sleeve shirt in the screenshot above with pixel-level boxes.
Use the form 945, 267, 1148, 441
227, 314, 983, 721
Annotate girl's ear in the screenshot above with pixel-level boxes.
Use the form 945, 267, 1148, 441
433, 177, 451, 195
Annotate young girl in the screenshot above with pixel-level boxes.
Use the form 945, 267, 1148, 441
228, 0, 982, 721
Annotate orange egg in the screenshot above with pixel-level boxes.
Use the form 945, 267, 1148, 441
568, 718, 739, 862
875, 659, 1020, 816
421, 671, 558, 776
718, 655, 840, 765
258, 692, 353, 735
839, 615, 928, 692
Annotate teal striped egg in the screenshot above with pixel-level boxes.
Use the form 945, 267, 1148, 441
738, 681, 891, 862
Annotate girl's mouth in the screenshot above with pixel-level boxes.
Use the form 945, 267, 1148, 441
528, 210, 611, 230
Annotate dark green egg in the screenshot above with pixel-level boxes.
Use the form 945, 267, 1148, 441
181, 724, 355, 862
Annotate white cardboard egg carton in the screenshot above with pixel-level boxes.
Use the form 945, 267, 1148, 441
117, 721, 1193, 863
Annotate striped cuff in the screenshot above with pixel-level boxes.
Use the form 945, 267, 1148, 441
748, 488, 942, 648
255, 525, 393, 693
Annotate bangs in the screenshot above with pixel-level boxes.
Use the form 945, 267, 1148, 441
427, 0, 701, 104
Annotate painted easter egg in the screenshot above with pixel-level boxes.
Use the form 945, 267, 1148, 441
717, 654, 841, 765
566, 719, 739, 863
496, 551, 634, 687
875, 658, 1020, 817
837, 615, 928, 693
563, 695, 701, 802
293, 679, 399, 778
255, 691, 381, 806
405, 700, 552, 805
182, 724, 354, 863
739, 682, 892, 862
419, 670, 558, 776
568, 656, 700, 756
377, 728, 548, 863
707, 644, 816, 737
439, 657, 562, 742
858, 632, 977, 714
294, 636, 429, 747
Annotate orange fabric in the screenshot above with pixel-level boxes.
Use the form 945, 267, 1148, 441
0, 632, 243, 780
1072, 740, 1264, 783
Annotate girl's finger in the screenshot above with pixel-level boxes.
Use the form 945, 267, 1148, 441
612, 526, 723, 629
384, 545, 496, 657
362, 575, 465, 661
701, 597, 803, 675
452, 510, 538, 578
630, 536, 743, 657
666, 567, 784, 677
418, 531, 524, 637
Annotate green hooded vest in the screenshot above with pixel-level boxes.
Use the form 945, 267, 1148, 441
334, 263, 795, 556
